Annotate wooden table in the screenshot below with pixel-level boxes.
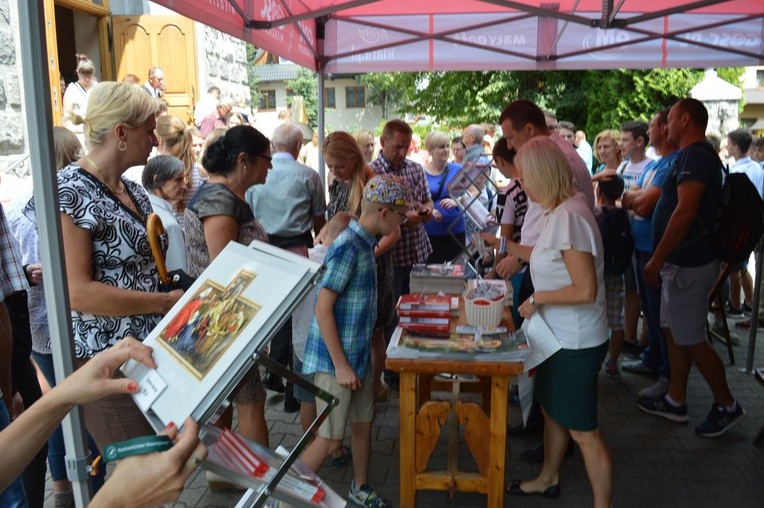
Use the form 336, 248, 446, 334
386, 303, 523, 507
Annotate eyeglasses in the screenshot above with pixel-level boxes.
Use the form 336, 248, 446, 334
257, 154, 273, 163
389, 208, 408, 224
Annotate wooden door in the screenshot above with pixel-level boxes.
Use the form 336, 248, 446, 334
112, 15, 198, 125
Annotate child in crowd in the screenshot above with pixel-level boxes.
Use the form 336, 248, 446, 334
300, 175, 408, 507
595, 176, 632, 378
292, 211, 356, 468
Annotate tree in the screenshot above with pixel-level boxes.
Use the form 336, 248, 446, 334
287, 68, 318, 128
358, 72, 415, 118
245, 44, 262, 109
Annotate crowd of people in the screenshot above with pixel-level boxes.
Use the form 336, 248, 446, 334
1, 62, 761, 508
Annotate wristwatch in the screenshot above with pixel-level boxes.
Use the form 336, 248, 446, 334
529, 293, 536, 305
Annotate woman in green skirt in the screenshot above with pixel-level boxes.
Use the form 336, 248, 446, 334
507, 136, 612, 507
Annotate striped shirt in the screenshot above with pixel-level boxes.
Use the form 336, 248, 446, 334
0, 204, 27, 302
302, 220, 378, 378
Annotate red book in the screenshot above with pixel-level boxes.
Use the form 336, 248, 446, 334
399, 316, 450, 325
400, 322, 451, 335
398, 294, 451, 311
398, 308, 451, 319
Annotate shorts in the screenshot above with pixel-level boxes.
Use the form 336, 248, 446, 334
293, 354, 315, 404
660, 261, 717, 346
314, 364, 373, 440
604, 273, 625, 330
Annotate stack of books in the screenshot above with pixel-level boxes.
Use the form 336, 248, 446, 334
409, 263, 466, 295
397, 294, 454, 336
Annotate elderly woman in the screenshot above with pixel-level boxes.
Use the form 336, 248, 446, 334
143, 155, 188, 272
59, 82, 183, 449
323, 131, 400, 402
155, 115, 206, 223
184, 125, 272, 450
507, 137, 611, 507
591, 129, 622, 183
422, 130, 466, 263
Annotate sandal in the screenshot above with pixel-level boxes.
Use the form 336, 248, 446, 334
326, 445, 352, 469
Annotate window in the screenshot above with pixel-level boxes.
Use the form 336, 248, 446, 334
345, 86, 365, 108
265, 52, 279, 64
324, 87, 336, 108
757, 70, 764, 88
258, 90, 276, 110
286, 88, 296, 98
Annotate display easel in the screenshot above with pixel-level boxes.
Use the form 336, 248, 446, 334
445, 156, 500, 275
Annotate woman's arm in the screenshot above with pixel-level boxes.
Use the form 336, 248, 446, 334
62, 214, 181, 316
202, 214, 240, 262
375, 226, 400, 257
0, 338, 156, 491
534, 248, 598, 306
506, 239, 533, 262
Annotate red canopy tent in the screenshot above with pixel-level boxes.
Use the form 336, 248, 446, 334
156, 0, 763, 71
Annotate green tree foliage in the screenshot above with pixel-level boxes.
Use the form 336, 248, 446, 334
287, 68, 319, 128
358, 72, 415, 118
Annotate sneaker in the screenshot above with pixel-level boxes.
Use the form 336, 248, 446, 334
604, 360, 619, 379
348, 480, 391, 507
622, 339, 644, 356
710, 320, 742, 345
695, 403, 746, 438
743, 303, 753, 315
726, 307, 744, 318
637, 396, 689, 423
621, 359, 658, 377
639, 376, 669, 399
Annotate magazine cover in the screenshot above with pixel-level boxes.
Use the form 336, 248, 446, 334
122, 240, 323, 430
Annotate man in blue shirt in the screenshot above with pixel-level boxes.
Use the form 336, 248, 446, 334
620, 108, 678, 396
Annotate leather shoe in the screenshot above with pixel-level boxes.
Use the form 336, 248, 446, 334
264, 374, 286, 393
506, 480, 560, 498
283, 395, 300, 414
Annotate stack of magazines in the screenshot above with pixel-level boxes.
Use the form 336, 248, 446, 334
409, 263, 466, 294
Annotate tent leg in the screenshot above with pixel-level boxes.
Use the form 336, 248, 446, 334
17, 0, 92, 505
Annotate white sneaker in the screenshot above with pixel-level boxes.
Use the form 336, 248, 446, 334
638, 376, 669, 398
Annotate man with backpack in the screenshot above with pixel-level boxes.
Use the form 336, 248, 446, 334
639, 98, 746, 438
620, 108, 679, 397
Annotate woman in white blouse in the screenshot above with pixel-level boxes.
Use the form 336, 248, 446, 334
142, 155, 188, 272
507, 136, 612, 507
62, 55, 98, 142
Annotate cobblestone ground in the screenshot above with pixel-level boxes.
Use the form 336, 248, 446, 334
45, 324, 764, 507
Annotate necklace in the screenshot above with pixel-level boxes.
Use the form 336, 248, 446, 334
85, 156, 126, 195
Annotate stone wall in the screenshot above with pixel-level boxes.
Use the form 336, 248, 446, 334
199, 25, 250, 107
0, 0, 28, 174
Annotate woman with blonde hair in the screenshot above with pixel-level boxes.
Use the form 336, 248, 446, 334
591, 129, 622, 183
322, 131, 400, 402
155, 115, 206, 222
354, 130, 375, 163
59, 82, 183, 449
506, 136, 611, 507
422, 130, 465, 262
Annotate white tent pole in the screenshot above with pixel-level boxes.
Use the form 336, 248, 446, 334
317, 69, 326, 187
17, 0, 92, 505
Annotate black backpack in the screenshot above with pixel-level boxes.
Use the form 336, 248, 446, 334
709, 165, 764, 265
597, 207, 634, 274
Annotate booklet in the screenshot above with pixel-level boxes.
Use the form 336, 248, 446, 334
121, 240, 323, 431
521, 312, 562, 372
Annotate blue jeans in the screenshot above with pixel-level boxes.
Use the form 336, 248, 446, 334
0, 399, 28, 507
635, 251, 670, 379
31, 352, 106, 491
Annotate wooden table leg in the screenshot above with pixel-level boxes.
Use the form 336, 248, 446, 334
399, 372, 417, 508
487, 375, 509, 508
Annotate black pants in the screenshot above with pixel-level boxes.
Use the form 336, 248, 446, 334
426, 233, 466, 264
515, 268, 535, 329
8, 291, 46, 508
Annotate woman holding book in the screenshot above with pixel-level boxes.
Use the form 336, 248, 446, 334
184, 125, 272, 450
423, 130, 466, 263
59, 82, 183, 449
322, 131, 399, 402
507, 137, 612, 507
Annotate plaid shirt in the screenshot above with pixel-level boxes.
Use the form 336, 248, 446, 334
302, 220, 377, 378
370, 154, 433, 267
0, 204, 27, 302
